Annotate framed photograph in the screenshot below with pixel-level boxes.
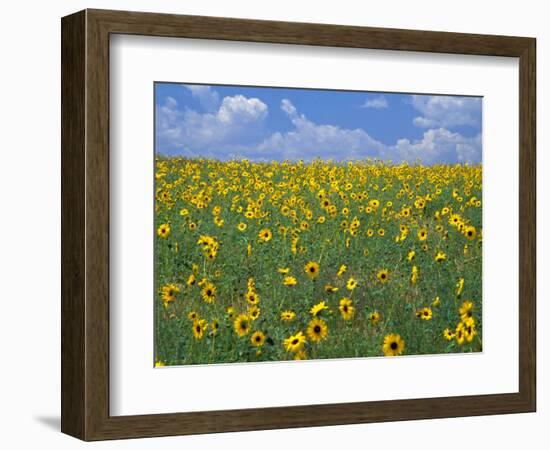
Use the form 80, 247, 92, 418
61, 9, 536, 440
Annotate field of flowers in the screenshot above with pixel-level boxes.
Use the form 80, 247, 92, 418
154, 157, 482, 366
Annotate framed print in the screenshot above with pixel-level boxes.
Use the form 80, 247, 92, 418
61, 9, 536, 440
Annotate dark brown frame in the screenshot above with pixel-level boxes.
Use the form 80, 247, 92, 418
61, 8, 536, 441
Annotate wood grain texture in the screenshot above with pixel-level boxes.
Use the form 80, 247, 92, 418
61, 10, 86, 439
61, 9, 537, 441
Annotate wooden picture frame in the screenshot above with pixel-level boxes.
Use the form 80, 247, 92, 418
61, 9, 536, 441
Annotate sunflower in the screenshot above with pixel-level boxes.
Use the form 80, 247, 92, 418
201, 282, 216, 303
304, 261, 320, 279
324, 284, 339, 293
432, 296, 441, 307
294, 350, 308, 360
455, 322, 466, 345
464, 225, 477, 241
434, 251, 447, 262
210, 319, 220, 336
250, 331, 265, 347
278, 267, 290, 274
157, 223, 170, 239
338, 298, 354, 320
337, 264, 347, 276
284, 331, 306, 353
186, 273, 196, 287
237, 222, 247, 232
284, 276, 297, 286
463, 320, 477, 343
382, 333, 405, 356
459, 300, 474, 322
346, 277, 358, 291
410, 265, 418, 284
154, 360, 166, 367
407, 250, 416, 262
161, 283, 179, 307
245, 289, 260, 305
443, 328, 455, 341
377, 269, 389, 283
187, 310, 198, 321
281, 310, 296, 322
416, 307, 433, 321
258, 228, 273, 242
378, 228, 385, 237
369, 311, 381, 325
248, 305, 261, 321
307, 317, 329, 342
192, 319, 208, 340
234, 314, 251, 337
188, 222, 197, 231
417, 228, 428, 241
310, 301, 329, 316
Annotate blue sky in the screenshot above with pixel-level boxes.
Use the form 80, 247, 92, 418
155, 83, 482, 164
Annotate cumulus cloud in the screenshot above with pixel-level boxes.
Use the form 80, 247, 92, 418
185, 85, 220, 112
361, 95, 388, 109
410, 95, 482, 129
156, 94, 268, 156
385, 128, 481, 164
250, 99, 386, 161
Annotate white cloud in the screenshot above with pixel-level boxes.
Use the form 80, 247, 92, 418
361, 96, 388, 109
185, 85, 220, 112
385, 128, 481, 164
156, 94, 268, 156
250, 99, 386, 161
411, 95, 482, 129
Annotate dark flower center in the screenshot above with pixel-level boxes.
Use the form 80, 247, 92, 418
390, 342, 398, 350
314, 325, 321, 333
292, 339, 298, 345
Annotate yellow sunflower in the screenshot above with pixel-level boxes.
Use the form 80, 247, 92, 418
250, 331, 265, 347
306, 317, 329, 342
304, 261, 320, 279
443, 328, 455, 341
337, 264, 347, 276
377, 269, 389, 283
346, 277, 358, 291
417, 228, 428, 241
192, 319, 208, 340
248, 305, 261, 321
284, 331, 306, 353
281, 310, 296, 322
382, 333, 405, 356
234, 314, 251, 337
245, 289, 260, 305
310, 301, 329, 316
338, 298, 354, 320
369, 311, 381, 325
157, 223, 170, 239
258, 228, 273, 242
201, 282, 216, 303
284, 276, 297, 286
416, 307, 433, 321
459, 300, 474, 322
464, 225, 477, 241
160, 283, 179, 307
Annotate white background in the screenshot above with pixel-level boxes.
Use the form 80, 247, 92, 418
0, 0, 547, 448
110, 35, 518, 415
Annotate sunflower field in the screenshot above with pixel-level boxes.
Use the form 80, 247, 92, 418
154, 157, 482, 366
